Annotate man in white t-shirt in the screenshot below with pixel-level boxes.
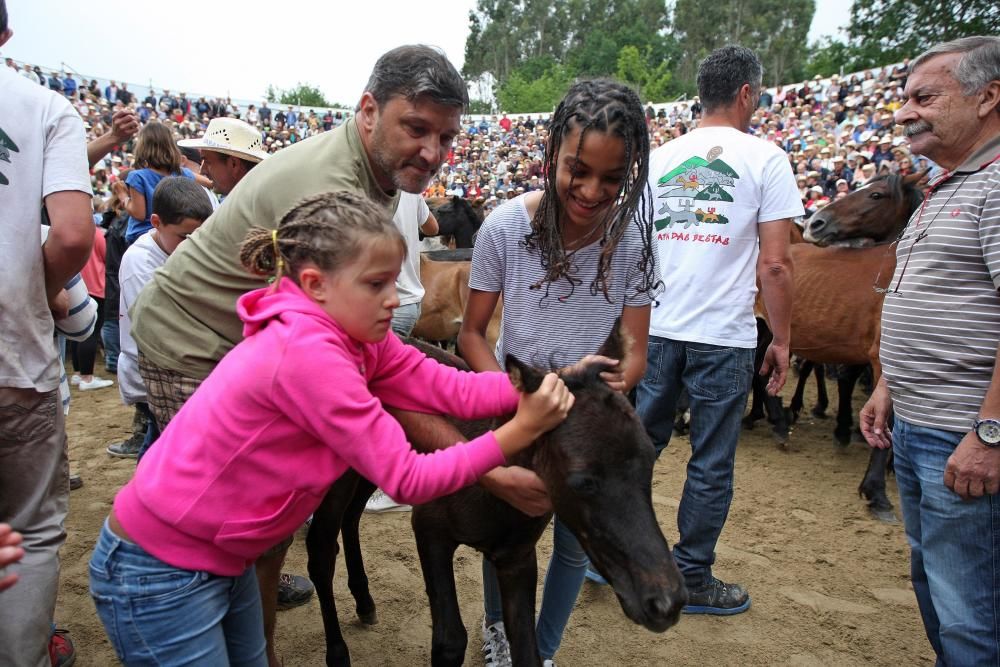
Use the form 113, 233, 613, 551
636, 45, 800, 616
0, 4, 94, 665
365, 192, 438, 513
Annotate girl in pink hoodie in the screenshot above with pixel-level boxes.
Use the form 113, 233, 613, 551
89, 191, 574, 666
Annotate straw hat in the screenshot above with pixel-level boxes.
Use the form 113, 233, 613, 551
177, 117, 268, 163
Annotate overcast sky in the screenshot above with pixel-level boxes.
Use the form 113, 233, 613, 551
1, 0, 851, 104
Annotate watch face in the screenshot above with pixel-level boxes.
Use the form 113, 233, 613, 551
977, 419, 1000, 445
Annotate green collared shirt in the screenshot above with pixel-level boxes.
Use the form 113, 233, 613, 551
131, 117, 399, 379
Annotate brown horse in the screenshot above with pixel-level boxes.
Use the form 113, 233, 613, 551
411, 250, 501, 348
758, 172, 926, 521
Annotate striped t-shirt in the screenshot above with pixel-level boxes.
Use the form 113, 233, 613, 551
469, 195, 662, 370
880, 134, 1000, 432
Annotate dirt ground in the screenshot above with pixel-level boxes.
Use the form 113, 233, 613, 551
57, 361, 933, 666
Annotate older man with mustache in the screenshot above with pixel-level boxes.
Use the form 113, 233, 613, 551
861, 35, 1000, 666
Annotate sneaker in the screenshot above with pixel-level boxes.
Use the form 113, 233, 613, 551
364, 488, 411, 513
69, 474, 83, 491
585, 567, 608, 585
107, 438, 141, 458
543, 661, 556, 667
481, 618, 511, 667
78, 377, 113, 391
276, 572, 314, 610
69, 374, 82, 386
49, 626, 76, 667
682, 577, 751, 615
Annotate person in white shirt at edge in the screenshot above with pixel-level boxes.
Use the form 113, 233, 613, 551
366, 192, 440, 513
635, 45, 799, 615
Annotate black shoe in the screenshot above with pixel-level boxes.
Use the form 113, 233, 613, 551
107, 435, 142, 459
276, 573, 314, 610
682, 577, 751, 615
69, 474, 83, 491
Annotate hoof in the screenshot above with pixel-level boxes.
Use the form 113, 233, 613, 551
358, 609, 378, 625
811, 407, 828, 419
771, 430, 789, 446
869, 507, 899, 524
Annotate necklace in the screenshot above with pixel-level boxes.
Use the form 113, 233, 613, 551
562, 218, 607, 252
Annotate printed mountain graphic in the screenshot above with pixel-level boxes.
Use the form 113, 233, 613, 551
0, 126, 19, 187
658, 156, 708, 185
694, 183, 734, 202
704, 158, 738, 177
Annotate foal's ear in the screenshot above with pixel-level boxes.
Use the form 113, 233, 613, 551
596, 318, 634, 366
505, 354, 545, 393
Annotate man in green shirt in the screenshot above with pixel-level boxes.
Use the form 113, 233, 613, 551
129, 45, 469, 666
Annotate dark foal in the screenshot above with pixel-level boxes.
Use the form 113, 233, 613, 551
306, 329, 687, 666
425, 195, 484, 248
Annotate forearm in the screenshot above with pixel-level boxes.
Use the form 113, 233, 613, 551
978, 344, 1000, 419
457, 328, 503, 373
385, 407, 467, 452
43, 193, 94, 301
758, 260, 793, 345
86, 132, 118, 168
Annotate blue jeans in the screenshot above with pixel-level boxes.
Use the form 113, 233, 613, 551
483, 516, 588, 660
391, 302, 422, 338
102, 319, 120, 373
893, 418, 1000, 666
135, 403, 161, 464
89, 520, 267, 666
635, 336, 753, 588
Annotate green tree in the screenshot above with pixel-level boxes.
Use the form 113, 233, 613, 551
846, 0, 1000, 69
495, 63, 575, 114
264, 83, 334, 108
616, 45, 673, 102
468, 98, 494, 114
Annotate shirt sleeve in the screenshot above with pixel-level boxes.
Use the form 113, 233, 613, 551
979, 174, 1000, 289
759, 149, 806, 223
468, 206, 510, 293
42, 100, 91, 199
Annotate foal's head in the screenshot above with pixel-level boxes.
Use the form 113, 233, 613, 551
506, 322, 687, 632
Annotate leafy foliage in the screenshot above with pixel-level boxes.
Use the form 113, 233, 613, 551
264, 83, 335, 108
495, 63, 575, 114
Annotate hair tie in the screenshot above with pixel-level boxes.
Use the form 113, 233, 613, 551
271, 229, 285, 278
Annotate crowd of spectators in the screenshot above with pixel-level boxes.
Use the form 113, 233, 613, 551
3, 55, 927, 220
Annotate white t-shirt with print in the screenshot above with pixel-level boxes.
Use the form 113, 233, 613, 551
0, 65, 91, 391
392, 193, 430, 307
647, 126, 802, 348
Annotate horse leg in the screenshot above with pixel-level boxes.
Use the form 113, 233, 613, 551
812, 364, 829, 418
306, 472, 360, 667
859, 447, 897, 523
789, 360, 812, 420
341, 476, 378, 625
413, 508, 465, 667
743, 318, 771, 431
742, 373, 765, 431
833, 364, 866, 447
497, 550, 542, 667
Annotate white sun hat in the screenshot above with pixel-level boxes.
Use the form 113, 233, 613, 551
178, 117, 268, 163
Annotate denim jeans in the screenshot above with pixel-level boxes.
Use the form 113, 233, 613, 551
135, 402, 161, 464
635, 336, 753, 589
102, 319, 120, 373
483, 516, 588, 660
89, 520, 267, 666
391, 302, 422, 338
893, 418, 1000, 666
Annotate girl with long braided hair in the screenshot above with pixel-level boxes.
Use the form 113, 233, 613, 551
89, 191, 573, 664
458, 79, 662, 664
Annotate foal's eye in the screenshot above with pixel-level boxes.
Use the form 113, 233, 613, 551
567, 474, 601, 497
869, 192, 882, 200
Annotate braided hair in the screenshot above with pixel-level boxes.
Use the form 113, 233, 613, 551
523, 79, 660, 302
240, 191, 405, 283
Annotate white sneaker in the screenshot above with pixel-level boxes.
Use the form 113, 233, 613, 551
481, 618, 511, 667
543, 661, 556, 667
70, 374, 82, 386
79, 377, 114, 391
364, 489, 411, 513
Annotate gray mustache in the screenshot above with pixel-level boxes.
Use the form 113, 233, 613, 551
904, 121, 932, 137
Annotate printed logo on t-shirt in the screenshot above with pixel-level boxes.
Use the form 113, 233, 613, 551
0, 126, 19, 186
654, 145, 738, 245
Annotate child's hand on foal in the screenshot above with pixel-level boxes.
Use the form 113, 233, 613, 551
565, 355, 625, 392
517, 373, 575, 436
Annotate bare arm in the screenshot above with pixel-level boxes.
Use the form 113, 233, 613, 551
86, 110, 139, 168
945, 343, 1000, 500
619, 304, 651, 391
42, 191, 94, 303
757, 218, 794, 394
458, 288, 503, 372
420, 211, 439, 236
122, 185, 146, 221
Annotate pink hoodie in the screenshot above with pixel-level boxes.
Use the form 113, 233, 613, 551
114, 278, 518, 576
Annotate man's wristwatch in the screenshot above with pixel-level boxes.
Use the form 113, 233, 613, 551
973, 418, 1000, 447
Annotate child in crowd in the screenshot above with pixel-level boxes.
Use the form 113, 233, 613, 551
67, 221, 111, 390
457, 79, 662, 666
89, 190, 573, 664
110, 177, 213, 460
115, 121, 198, 245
